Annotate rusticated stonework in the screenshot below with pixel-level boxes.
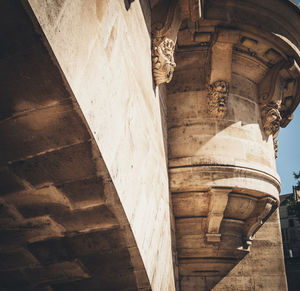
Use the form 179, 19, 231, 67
152, 37, 176, 85
261, 101, 282, 136
207, 80, 229, 118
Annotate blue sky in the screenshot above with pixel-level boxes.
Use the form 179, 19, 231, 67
275, 0, 300, 194
276, 106, 300, 194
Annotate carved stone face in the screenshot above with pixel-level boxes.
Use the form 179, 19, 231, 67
207, 80, 229, 118
152, 38, 176, 85
261, 101, 282, 136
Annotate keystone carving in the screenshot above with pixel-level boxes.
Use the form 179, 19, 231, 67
243, 197, 278, 250
261, 100, 282, 137
207, 80, 229, 118
152, 37, 176, 85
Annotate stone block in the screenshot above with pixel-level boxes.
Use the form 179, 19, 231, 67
52, 204, 118, 232
0, 269, 29, 289
24, 260, 90, 285
11, 142, 96, 186
0, 248, 38, 270
172, 192, 209, 217
0, 46, 70, 121
0, 168, 25, 195
0, 216, 65, 246
56, 176, 105, 209
0, 103, 90, 164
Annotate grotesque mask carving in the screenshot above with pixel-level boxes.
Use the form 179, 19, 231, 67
152, 37, 176, 85
207, 80, 229, 118
261, 101, 282, 136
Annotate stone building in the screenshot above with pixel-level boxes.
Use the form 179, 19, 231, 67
0, 0, 300, 290
280, 187, 300, 259
280, 187, 300, 290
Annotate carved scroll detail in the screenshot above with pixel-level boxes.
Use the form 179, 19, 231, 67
261, 100, 282, 137
152, 37, 176, 85
258, 60, 286, 104
259, 58, 300, 129
207, 80, 229, 118
243, 197, 278, 250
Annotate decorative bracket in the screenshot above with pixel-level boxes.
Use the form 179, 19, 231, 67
151, 0, 182, 86
207, 29, 240, 118
259, 58, 300, 138
151, 0, 202, 85
243, 197, 278, 250
206, 187, 231, 243
280, 60, 300, 127
258, 59, 287, 106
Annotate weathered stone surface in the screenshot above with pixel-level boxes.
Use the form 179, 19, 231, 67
213, 212, 287, 291
0, 0, 152, 289
165, 0, 300, 288
26, 0, 175, 289
1, 0, 300, 290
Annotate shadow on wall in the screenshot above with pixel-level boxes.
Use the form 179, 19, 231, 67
166, 47, 276, 162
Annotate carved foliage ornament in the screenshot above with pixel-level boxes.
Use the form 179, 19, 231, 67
207, 80, 229, 118
152, 37, 176, 85
261, 100, 282, 137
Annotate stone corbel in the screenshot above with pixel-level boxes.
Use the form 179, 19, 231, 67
207, 29, 240, 118
261, 100, 282, 137
206, 187, 231, 243
242, 197, 278, 250
259, 59, 300, 138
152, 0, 182, 85
151, 0, 202, 85
280, 60, 300, 127
258, 60, 287, 106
